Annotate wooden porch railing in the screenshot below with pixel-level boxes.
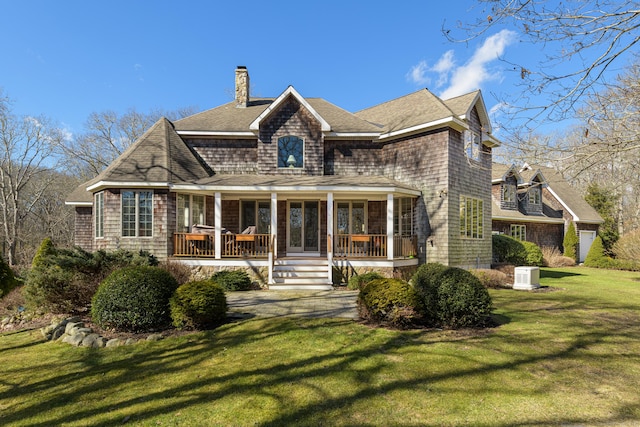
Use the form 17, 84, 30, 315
334, 234, 387, 258
173, 233, 270, 258
221, 233, 270, 258
393, 235, 418, 258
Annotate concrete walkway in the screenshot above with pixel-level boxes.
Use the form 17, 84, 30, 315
226, 290, 359, 319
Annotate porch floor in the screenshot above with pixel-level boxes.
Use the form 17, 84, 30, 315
226, 290, 359, 319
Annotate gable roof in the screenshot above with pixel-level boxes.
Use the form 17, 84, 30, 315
174, 88, 380, 138
492, 162, 604, 224
355, 89, 464, 136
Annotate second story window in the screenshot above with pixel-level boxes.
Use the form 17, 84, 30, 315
529, 186, 541, 205
464, 130, 481, 161
502, 184, 515, 203
278, 136, 304, 168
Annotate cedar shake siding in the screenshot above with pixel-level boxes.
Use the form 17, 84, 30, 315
74, 207, 93, 250
258, 97, 324, 176
65, 68, 502, 274
493, 220, 564, 249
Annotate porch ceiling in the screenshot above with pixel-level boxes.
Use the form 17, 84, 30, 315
171, 174, 421, 197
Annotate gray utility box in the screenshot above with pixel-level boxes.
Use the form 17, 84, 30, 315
513, 266, 540, 290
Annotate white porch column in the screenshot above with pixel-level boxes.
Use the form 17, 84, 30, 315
327, 192, 334, 284
214, 192, 222, 260
387, 193, 394, 260
269, 192, 278, 284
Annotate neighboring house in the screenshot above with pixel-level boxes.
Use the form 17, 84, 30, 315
66, 66, 500, 289
491, 163, 604, 262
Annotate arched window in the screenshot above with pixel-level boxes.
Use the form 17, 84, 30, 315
278, 136, 304, 168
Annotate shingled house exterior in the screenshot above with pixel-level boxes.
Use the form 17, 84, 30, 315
492, 163, 604, 262
66, 67, 500, 289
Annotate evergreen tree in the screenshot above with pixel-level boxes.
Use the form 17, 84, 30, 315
584, 184, 619, 256
563, 222, 579, 261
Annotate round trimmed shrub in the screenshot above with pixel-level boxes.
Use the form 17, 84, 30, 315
436, 267, 492, 328
357, 278, 420, 329
92, 266, 178, 332
493, 234, 543, 266
211, 270, 252, 291
347, 272, 384, 290
170, 280, 227, 329
412, 263, 448, 324
522, 241, 544, 267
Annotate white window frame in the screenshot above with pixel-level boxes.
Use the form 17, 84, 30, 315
465, 130, 481, 161
502, 184, 515, 203
529, 186, 541, 205
460, 195, 484, 239
95, 191, 104, 238
510, 224, 526, 241
277, 135, 305, 169
122, 190, 153, 238
393, 197, 414, 236
335, 201, 367, 235
176, 193, 206, 233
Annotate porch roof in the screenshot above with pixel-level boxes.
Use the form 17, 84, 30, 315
172, 174, 421, 196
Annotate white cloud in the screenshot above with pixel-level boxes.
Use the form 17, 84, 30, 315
439, 29, 516, 99
406, 60, 430, 86
431, 50, 455, 87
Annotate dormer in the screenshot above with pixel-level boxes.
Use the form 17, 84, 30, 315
494, 164, 522, 211
518, 164, 546, 214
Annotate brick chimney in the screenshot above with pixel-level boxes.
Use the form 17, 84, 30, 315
235, 66, 250, 108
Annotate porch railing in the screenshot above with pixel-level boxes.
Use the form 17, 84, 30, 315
393, 235, 418, 258
173, 233, 270, 258
334, 234, 417, 258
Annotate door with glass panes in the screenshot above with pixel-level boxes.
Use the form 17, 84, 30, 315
287, 201, 319, 254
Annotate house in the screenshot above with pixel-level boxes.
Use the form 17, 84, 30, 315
66, 66, 500, 289
491, 162, 604, 262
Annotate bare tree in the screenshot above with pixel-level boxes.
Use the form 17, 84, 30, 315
59, 106, 198, 180
444, 1, 640, 128
0, 91, 65, 266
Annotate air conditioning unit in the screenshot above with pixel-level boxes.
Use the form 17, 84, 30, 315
513, 266, 540, 290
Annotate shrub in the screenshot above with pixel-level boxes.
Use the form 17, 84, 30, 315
24, 242, 158, 313
92, 266, 178, 332
563, 222, 579, 261
541, 246, 576, 267
435, 267, 492, 328
170, 280, 227, 329
357, 278, 420, 329
492, 235, 542, 266
0, 257, 17, 299
470, 268, 509, 289
159, 259, 193, 285
612, 228, 640, 262
521, 240, 544, 267
412, 263, 448, 324
347, 272, 384, 290
211, 270, 253, 291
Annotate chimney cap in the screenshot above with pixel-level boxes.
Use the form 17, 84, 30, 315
237, 65, 247, 70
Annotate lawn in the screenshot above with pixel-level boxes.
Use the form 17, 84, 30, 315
1, 267, 639, 426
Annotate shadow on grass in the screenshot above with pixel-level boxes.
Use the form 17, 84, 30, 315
540, 269, 582, 279
1, 308, 638, 426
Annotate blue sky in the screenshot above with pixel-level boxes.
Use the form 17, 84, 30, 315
1, 1, 558, 137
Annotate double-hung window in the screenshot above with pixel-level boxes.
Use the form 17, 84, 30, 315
122, 190, 153, 237
464, 130, 481, 161
510, 224, 526, 241
529, 187, 541, 205
278, 135, 304, 168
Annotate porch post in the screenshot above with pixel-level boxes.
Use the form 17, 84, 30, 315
214, 192, 222, 260
327, 192, 334, 284
387, 193, 394, 260
269, 192, 277, 285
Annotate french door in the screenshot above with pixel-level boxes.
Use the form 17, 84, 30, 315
287, 201, 319, 254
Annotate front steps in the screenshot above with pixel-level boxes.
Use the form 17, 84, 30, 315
270, 258, 332, 290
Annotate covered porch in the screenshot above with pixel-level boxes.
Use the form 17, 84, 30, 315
170, 175, 421, 287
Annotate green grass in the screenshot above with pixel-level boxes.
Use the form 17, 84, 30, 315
1, 267, 640, 426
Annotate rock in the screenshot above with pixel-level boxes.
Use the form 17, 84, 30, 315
124, 338, 137, 346
51, 327, 66, 341
95, 337, 107, 348
1, 317, 10, 326
76, 327, 94, 335
106, 338, 122, 347
146, 333, 164, 341
81, 334, 101, 348
65, 322, 84, 334
63, 333, 87, 346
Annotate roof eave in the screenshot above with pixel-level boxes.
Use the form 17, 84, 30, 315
87, 181, 172, 192
249, 86, 331, 132
377, 116, 467, 142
